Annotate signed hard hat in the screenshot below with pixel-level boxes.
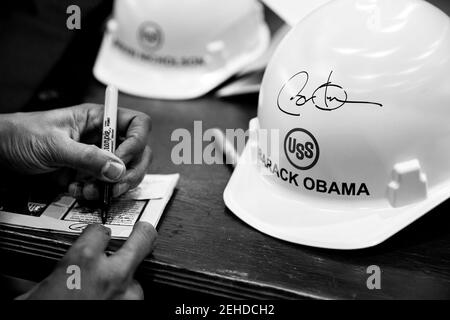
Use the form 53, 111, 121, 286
224, 0, 450, 249
93, 0, 270, 100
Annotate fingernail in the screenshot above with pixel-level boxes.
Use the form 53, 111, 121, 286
114, 183, 129, 197
83, 183, 100, 201
68, 183, 83, 198
102, 160, 125, 181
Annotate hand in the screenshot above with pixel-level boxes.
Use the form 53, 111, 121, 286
0, 104, 152, 200
17, 222, 157, 300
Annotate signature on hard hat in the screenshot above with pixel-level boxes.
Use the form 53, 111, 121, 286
277, 71, 383, 117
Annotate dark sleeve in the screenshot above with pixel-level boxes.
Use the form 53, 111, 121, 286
0, 0, 111, 113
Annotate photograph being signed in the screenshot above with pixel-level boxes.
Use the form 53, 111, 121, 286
277, 71, 383, 116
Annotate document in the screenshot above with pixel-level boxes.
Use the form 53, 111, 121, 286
0, 174, 179, 238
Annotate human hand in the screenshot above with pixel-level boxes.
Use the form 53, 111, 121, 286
0, 104, 152, 199
17, 222, 157, 300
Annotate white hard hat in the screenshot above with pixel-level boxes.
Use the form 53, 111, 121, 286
93, 0, 270, 100
224, 0, 450, 249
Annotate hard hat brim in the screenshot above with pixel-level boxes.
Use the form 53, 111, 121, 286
93, 26, 270, 100
224, 126, 450, 250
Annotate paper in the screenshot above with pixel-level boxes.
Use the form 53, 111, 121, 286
63, 200, 147, 226
0, 174, 179, 238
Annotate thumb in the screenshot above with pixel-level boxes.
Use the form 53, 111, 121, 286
57, 138, 126, 182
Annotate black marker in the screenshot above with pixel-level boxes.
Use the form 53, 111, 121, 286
100, 85, 118, 224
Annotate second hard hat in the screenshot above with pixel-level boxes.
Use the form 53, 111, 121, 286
93, 0, 270, 100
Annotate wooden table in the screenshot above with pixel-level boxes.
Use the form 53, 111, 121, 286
1, 0, 450, 300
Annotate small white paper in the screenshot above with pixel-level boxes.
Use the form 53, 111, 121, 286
0, 174, 179, 239
123, 175, 174, 200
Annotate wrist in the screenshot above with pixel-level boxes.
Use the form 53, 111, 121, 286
0, 115, 17, 170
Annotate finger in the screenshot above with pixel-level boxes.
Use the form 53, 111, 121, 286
112, 183, 129, 199
110, 222, 157, 274
70, 103, 103, 134
119, 281, 144, 300
113, 146, 152, 198
68, 182, 84, 199
68, 170, 99, 199
57, 138, 126, 183
67, 224, 111, 259
82, 182, 100, 201
69, 179, 101, 201
115, 110, 151, 164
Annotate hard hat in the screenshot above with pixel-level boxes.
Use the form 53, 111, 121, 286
93, 0, 270, 100
224, 0, 450, 249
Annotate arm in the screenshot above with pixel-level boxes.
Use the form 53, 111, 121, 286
17, 222, 157, 300
0, 104, 152, 199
